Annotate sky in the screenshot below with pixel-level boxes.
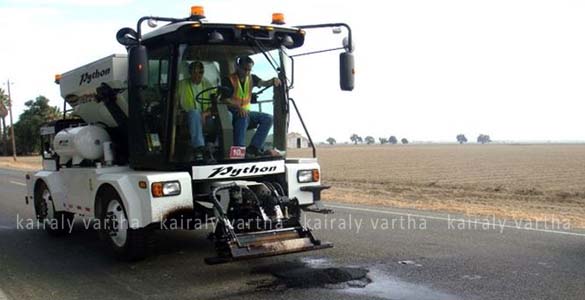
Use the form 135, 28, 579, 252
1, 0, 585, 143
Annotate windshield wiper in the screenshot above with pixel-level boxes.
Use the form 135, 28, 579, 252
250, 39, 293, 89
252, 39, 279, 72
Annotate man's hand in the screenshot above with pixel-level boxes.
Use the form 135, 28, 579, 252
238, 108, 249, 117
273, 78, 281, 87
260, 78, 281, 87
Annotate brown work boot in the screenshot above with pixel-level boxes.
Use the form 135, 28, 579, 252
263, 149, 282, 157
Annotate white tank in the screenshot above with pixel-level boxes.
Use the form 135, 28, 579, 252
53, 125, 111, 165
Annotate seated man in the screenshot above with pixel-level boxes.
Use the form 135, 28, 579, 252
221, 56, 281, 158
178, 61, 213, 161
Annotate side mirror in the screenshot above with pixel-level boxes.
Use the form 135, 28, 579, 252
116, 27, 139, 47
128, 45, 148, 88
340, 52, 354, 91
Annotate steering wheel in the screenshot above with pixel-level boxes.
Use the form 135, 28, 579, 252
195, 86, 223, 106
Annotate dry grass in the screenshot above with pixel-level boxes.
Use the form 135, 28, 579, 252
0, 156, 41, 171
289, 144, 585, 228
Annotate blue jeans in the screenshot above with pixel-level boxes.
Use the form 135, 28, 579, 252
230, 109, 273, 149
186, 110, 205, 148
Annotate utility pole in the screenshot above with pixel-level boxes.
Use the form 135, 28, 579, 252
6, 80, 16, 161
0, 94, 7, 154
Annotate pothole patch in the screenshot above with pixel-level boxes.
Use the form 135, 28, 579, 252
250, 258, 371, 290
273, 267, 371, 289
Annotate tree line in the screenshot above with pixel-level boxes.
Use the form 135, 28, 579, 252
0, 93, 61, 155
324, 134, 494, 145
456, 134, 492, 144
324, 134, 409, 145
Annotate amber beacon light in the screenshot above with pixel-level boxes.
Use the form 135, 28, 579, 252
271, 13, 285, 25
191, 6, 205, 18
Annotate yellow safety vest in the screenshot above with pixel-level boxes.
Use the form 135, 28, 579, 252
180, 79, 210, 112
229, 73, 252, 111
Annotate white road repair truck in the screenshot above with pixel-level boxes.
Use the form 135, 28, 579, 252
25, 6, 355, 264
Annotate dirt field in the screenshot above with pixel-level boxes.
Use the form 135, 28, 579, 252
290, 144, 585, 228
3, 144, 585, 228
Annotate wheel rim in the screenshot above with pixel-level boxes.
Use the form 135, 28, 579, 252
106, 199, 128, 247
41, 188, 55, 221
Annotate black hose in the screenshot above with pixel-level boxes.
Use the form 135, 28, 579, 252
211, 183, 237, 216
210, 183, 244, 247
263, 181, 280, 198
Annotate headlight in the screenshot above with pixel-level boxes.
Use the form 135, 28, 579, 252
151, 181, 181, 197
297, 169, 319, 183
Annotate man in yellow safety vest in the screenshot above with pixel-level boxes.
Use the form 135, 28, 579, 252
178, 61, 212, 161
221, 56, 281, 158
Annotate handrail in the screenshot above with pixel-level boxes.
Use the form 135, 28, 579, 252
288, 98, 316, 158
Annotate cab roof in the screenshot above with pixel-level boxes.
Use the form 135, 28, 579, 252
141, 21, 305, 49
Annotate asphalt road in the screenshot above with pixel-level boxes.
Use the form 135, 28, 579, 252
1, 168, 584, 300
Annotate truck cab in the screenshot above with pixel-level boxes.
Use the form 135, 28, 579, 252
25, 6, 354, 264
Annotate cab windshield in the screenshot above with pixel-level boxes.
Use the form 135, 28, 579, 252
169, 44, 285, 163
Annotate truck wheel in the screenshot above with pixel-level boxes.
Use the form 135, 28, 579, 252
98, 188, 152, 261
34, 181, 74, 237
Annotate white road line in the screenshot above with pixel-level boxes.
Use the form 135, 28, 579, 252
0, 287, 8, 300
8, 181, 25, 186
326, 204, 585, 238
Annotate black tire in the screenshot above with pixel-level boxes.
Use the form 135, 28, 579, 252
34, 181, 74, 237
97, 187, 153, 261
